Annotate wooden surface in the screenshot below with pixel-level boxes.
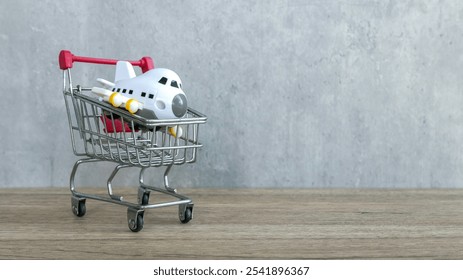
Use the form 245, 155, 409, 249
0, 187, 462, 259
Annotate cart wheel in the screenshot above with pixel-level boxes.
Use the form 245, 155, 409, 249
127, 209, 144, 232
179, 206, 193, 224
72, 197, 86, 217
137, 188, 150, 205
141, 192, 150, 205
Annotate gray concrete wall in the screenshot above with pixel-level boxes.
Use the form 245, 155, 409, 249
1, 0, 463, 188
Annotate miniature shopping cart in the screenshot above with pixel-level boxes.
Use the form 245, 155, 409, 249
58, 50, 207, 232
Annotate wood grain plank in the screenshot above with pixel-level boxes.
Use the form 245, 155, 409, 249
0, 187, 462, 259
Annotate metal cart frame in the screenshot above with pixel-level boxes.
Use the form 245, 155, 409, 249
59, 50, 207, 232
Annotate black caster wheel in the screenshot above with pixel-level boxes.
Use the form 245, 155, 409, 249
179, 205, 193, 224
127, 209, 144, 232
72, 197, 86, 217
137, 188, 150, 206
141, 192, 150, 206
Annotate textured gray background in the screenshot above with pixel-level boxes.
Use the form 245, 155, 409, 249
1, 0, 463, 188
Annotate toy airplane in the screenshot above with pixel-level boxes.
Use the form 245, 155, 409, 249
91, 61, 187, 137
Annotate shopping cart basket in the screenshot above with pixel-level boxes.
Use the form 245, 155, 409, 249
58, 50, 207, 232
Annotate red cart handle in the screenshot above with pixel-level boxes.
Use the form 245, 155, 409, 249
59, 50, 154, 73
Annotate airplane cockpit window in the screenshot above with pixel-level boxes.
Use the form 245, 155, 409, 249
171, 80, 179, 88
158, 77, 168, 85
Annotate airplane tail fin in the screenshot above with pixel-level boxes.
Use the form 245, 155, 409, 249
115, 61, 136, 82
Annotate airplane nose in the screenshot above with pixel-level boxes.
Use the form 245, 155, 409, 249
172, 94, 187, 117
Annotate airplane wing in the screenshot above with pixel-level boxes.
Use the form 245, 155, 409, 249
91, 86, 143, 114
96, 78, 115, 89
